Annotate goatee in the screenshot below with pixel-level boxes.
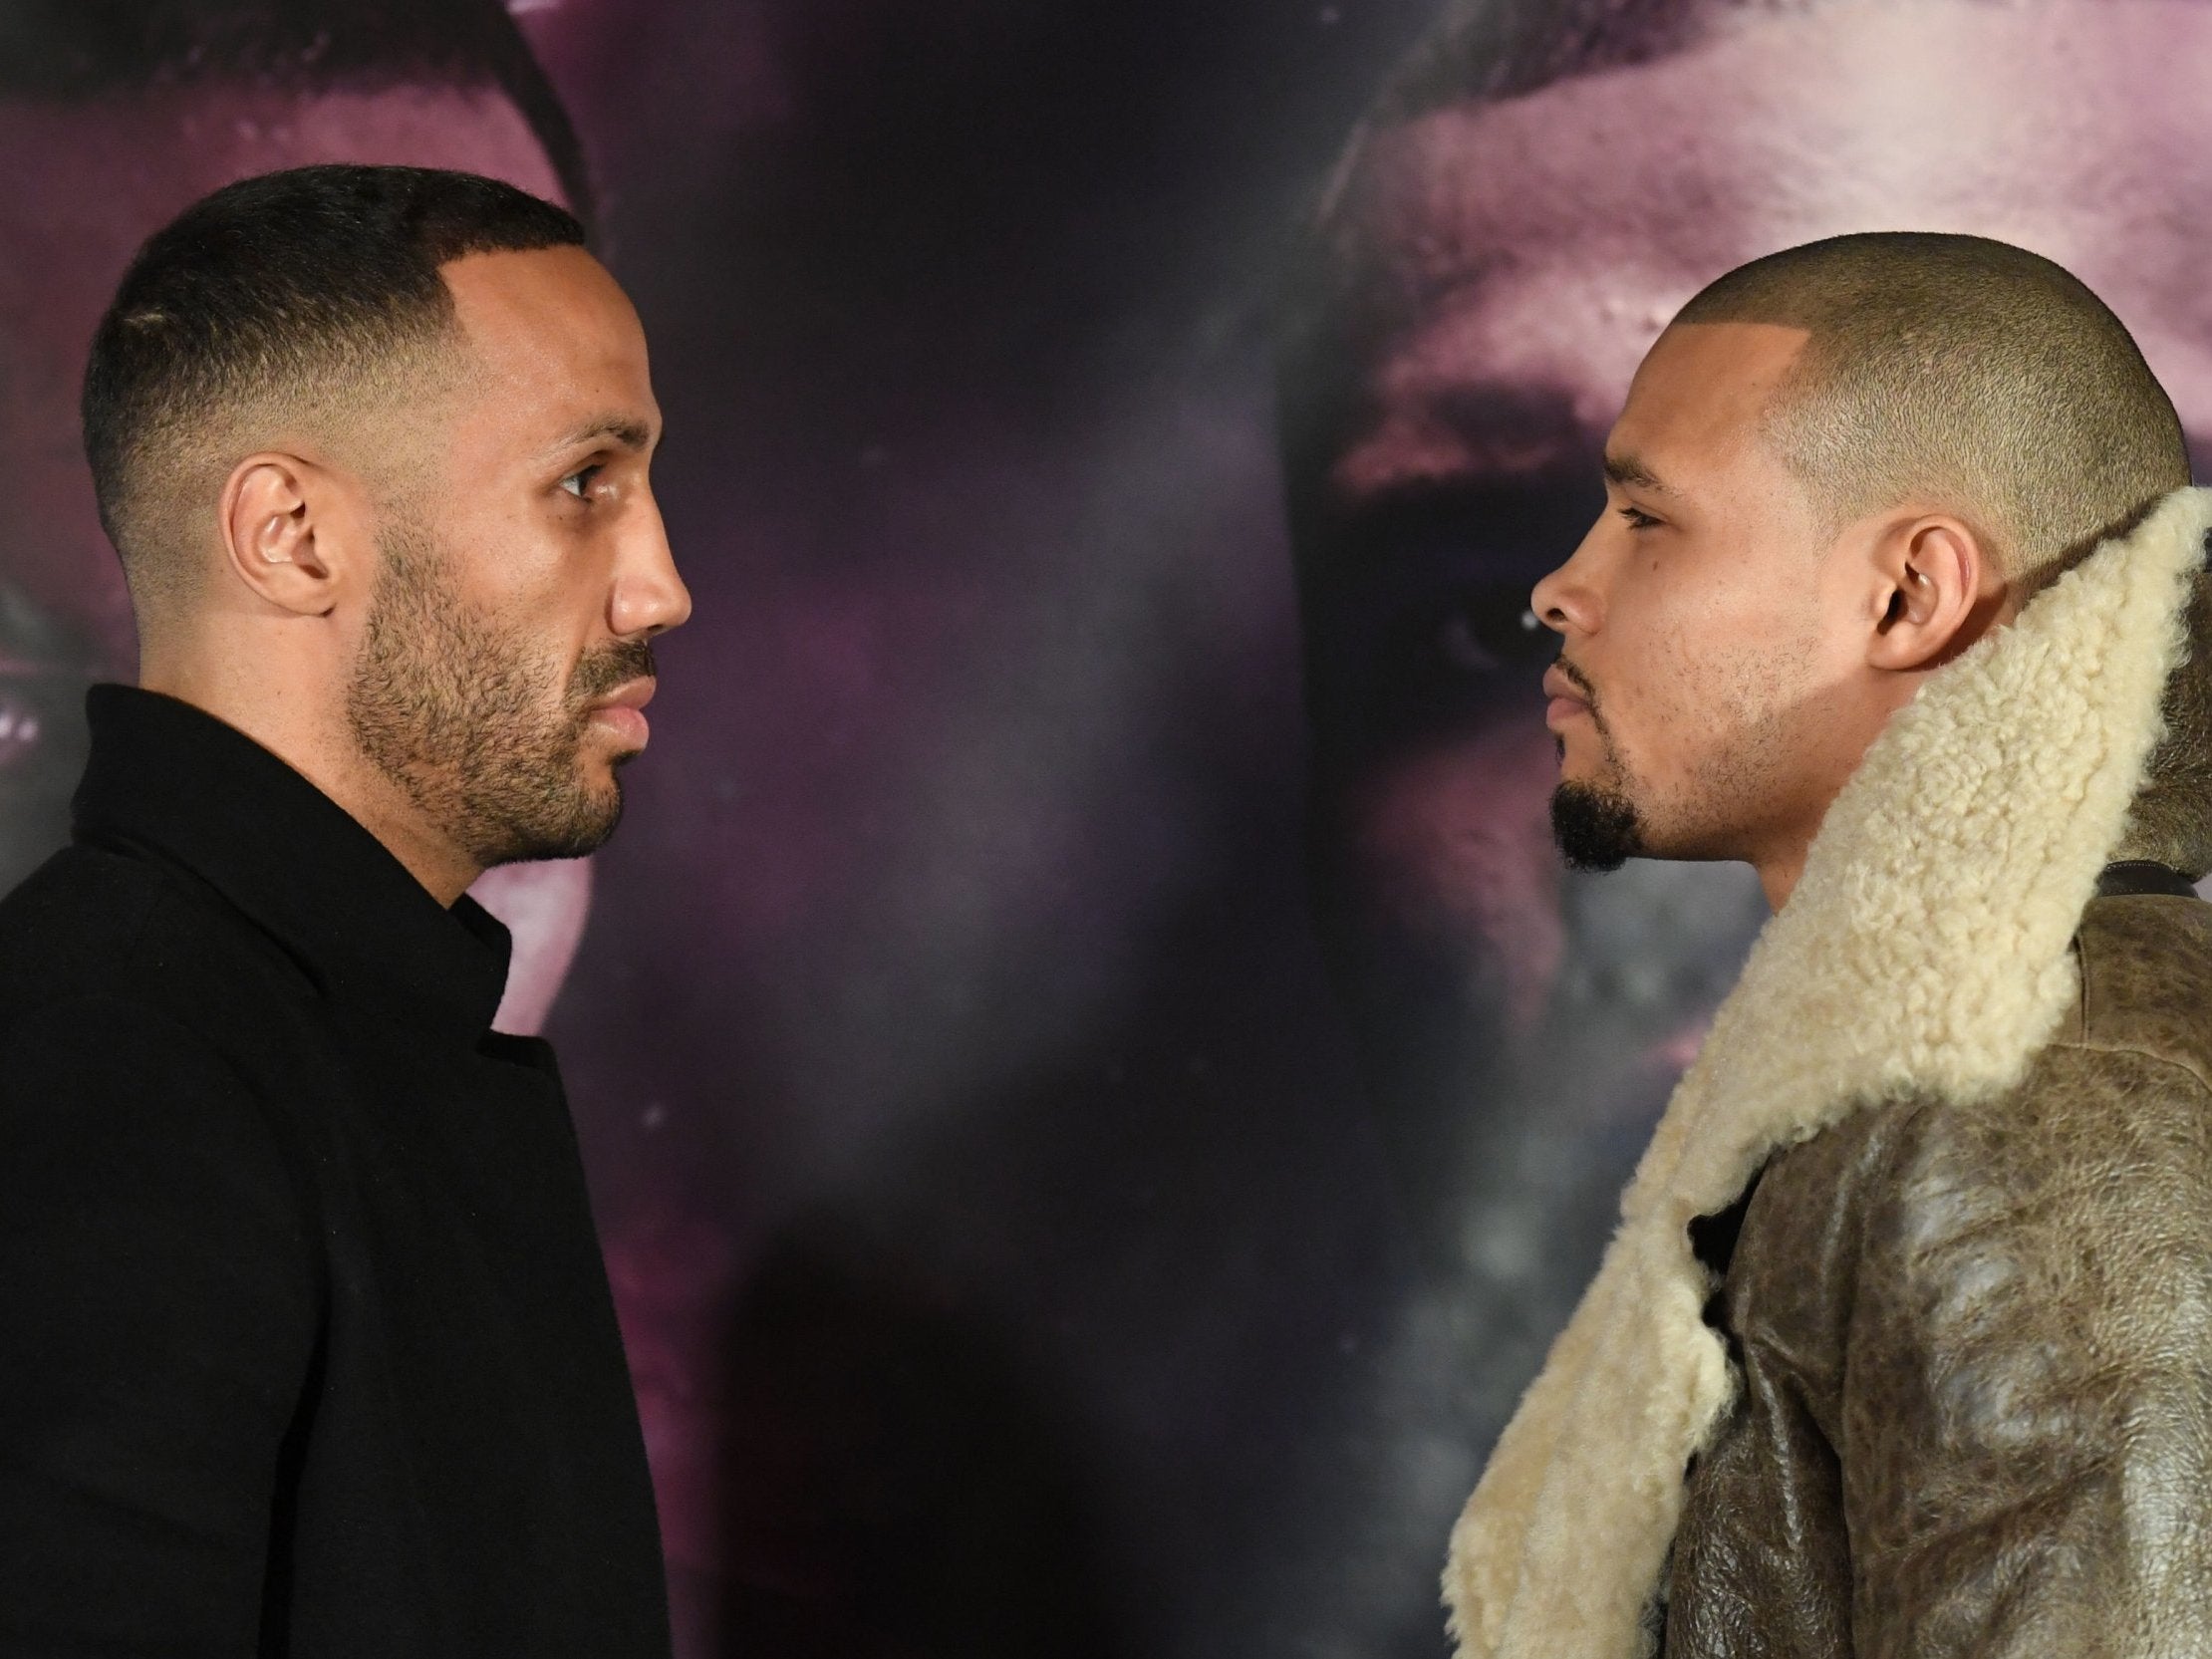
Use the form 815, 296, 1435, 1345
1551, 780, 1645, 871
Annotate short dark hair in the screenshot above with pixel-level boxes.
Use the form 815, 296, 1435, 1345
82, 163, 584, 609
0, 0, 593, 226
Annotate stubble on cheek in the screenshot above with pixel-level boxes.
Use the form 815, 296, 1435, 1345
1631, 611, 1823, 859
347, 528, 632, 867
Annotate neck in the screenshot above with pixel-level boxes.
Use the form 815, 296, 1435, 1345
336, 782, 483, 907
1753, 844, 1807, 912
1744, 799, 1828, 912
138, 656, 482, 907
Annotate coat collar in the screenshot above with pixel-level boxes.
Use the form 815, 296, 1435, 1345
1444, 484, 2212, 1658
71, 685, 513, 1042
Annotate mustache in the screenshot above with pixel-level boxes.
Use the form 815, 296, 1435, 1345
1551, 652, 1619, 745
1552, 654, 1598, 710
569, 638, 659, 705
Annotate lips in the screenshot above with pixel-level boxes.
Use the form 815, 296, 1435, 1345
589, 678, 657, 713
586, 678, 657, 750
1542, 663, 1592, 733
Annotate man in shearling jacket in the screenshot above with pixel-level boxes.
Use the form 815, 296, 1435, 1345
1444, 230, 2212, 1658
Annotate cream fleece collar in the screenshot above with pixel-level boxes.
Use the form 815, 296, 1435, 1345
1443, 485, 2212, 1659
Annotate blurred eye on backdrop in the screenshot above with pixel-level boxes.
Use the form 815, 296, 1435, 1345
1302, 471, 1598, 759
1426, 591, 1548, 680
1366, 578, 1554, 731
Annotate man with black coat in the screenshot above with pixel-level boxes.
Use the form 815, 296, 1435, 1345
0, 164, 690, 1655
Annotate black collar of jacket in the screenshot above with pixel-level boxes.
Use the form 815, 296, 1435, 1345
2095, 860, 2202, 899
71, 684, 514, 1041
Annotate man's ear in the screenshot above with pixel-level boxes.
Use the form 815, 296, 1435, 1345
1863, 511, 2005, 674
218, 453, 352, 618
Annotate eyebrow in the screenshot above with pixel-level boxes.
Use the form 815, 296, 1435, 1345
1603, 450, 1674, 495
550, 413, 658, 455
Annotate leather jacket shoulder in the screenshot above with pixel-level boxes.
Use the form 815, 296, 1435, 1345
1665, 894, 2212, 1659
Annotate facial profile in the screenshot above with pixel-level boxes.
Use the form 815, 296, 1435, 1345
0, 1, 599, 1021
1534, 321, 1840, 887
1285, 0, 2212, 1043
85, 168, 685, 913
1537, 233, 2185, 901
1272, 0, 2212, 1279
340, 245, 680, 873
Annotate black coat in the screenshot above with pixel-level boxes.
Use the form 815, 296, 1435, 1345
0, 687, 670, 1657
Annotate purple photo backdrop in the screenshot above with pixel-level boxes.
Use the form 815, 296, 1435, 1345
17, 1, 2212, 1655
520, 6, 1471, 1649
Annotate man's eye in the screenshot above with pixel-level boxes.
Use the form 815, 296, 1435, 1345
560, 465, 604, 500
1617, 504, 1661, 529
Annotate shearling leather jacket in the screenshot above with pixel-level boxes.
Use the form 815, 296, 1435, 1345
1668, 877, 2212, 1657
1443, 486, 2212, 1659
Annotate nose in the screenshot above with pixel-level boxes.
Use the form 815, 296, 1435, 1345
610, 493, 691, 640
1529, 516, 1605, 640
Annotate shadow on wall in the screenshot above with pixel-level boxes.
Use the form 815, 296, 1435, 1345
714, 1219, 1130, 1659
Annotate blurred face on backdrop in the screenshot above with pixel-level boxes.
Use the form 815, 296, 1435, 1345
0, 80, 592, 1023
1287, 0, 2212, 1119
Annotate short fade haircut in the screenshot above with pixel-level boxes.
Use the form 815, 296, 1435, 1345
82, 163, 585, 611
1674, 232, 2189, 577
0, 0, 593, 228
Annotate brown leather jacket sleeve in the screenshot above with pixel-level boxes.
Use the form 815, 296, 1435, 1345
1837, 1042, 2212, 1658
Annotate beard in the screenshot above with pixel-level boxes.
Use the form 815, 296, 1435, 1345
1550, 778, 1645, 871
346, 520, 655, 869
